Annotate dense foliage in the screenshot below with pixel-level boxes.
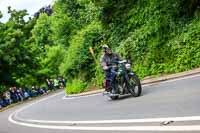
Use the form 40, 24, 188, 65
0, 0, 200, 94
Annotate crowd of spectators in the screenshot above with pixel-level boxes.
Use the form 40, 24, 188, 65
0, 77, 66, 110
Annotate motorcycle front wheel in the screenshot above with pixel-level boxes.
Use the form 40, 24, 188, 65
110, 95, 119, 100
110, 86, 119, 100
128, 73, 142, 97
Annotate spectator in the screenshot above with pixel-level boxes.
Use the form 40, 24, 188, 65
2, 97, 9, 106
40, 87, 47, 95
58, 77, 64, 89
3, 91, 11, 105
42, 87, 48, 93
62, 77, 66, 87
17, 88, 24, 101
0, 97, 8, 107
46, 79, 50, 89
0, 98, 4, 108
31, 86, 38, 97
4, 91, 10, 104
36, 86, 45, 95
13, 86, 20, 102
46, 78, 54, 91
24, 90, 30, 100
19, 88, 24, 97
10, 87, 18, 103
53, 78, 59, 90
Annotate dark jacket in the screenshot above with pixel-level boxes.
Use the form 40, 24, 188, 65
100, 53, 120, 68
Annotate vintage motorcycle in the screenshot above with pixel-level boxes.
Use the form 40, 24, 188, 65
103, 60, 142, 100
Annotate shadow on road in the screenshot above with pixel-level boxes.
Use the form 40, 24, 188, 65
107, 93, 144, 102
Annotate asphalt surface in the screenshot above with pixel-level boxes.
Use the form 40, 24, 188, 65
1, 74, 200, 133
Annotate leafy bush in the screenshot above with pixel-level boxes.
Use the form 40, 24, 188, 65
16, 74, 38, 87
115, 0, 200, 78
38, 45, 66, 77
66, 79, 88, 94
94, 61, 104, 87
59, 21, 102, 81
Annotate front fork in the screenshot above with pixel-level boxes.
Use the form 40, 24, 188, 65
125, 72, 136, 91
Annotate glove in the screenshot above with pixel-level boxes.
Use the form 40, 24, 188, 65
103, 66, 109, 70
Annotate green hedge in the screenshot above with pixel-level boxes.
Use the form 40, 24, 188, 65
66, 79, 88, 94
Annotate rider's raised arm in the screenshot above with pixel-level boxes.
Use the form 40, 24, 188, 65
100, 55, 106, 67
100, 55, 109, 70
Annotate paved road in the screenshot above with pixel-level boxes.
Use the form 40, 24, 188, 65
1, 74, 200, 133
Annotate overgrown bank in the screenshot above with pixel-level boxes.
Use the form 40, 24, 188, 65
0, 0, 200, 94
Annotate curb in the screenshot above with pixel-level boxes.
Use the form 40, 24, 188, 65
141, 67, 200, 85
66, 67, 200, 97
65, 89, 104, 98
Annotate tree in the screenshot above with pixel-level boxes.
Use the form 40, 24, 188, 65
38, 45, 66, 78
0, 7, 40, 86
31, 13, 52, 48
51, 3, 72, 47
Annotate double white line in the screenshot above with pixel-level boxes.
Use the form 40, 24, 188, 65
8, 115, 200, 131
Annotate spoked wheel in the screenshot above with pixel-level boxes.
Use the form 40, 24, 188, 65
110, 86, 119, 100
128, 74, 142, 97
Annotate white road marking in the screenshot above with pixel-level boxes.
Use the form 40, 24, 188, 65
8, 117, 200, 131
11, 116, 200, 124
8, 74, 200, 131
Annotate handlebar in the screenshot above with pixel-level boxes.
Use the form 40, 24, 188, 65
117, 60, 127, 64
103, 60, 128, 70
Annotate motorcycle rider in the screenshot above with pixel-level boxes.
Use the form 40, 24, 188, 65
100, 45, 120, 94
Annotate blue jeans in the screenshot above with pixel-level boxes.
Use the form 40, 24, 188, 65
105, 69, 117, 92
105, 69, 116, 81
